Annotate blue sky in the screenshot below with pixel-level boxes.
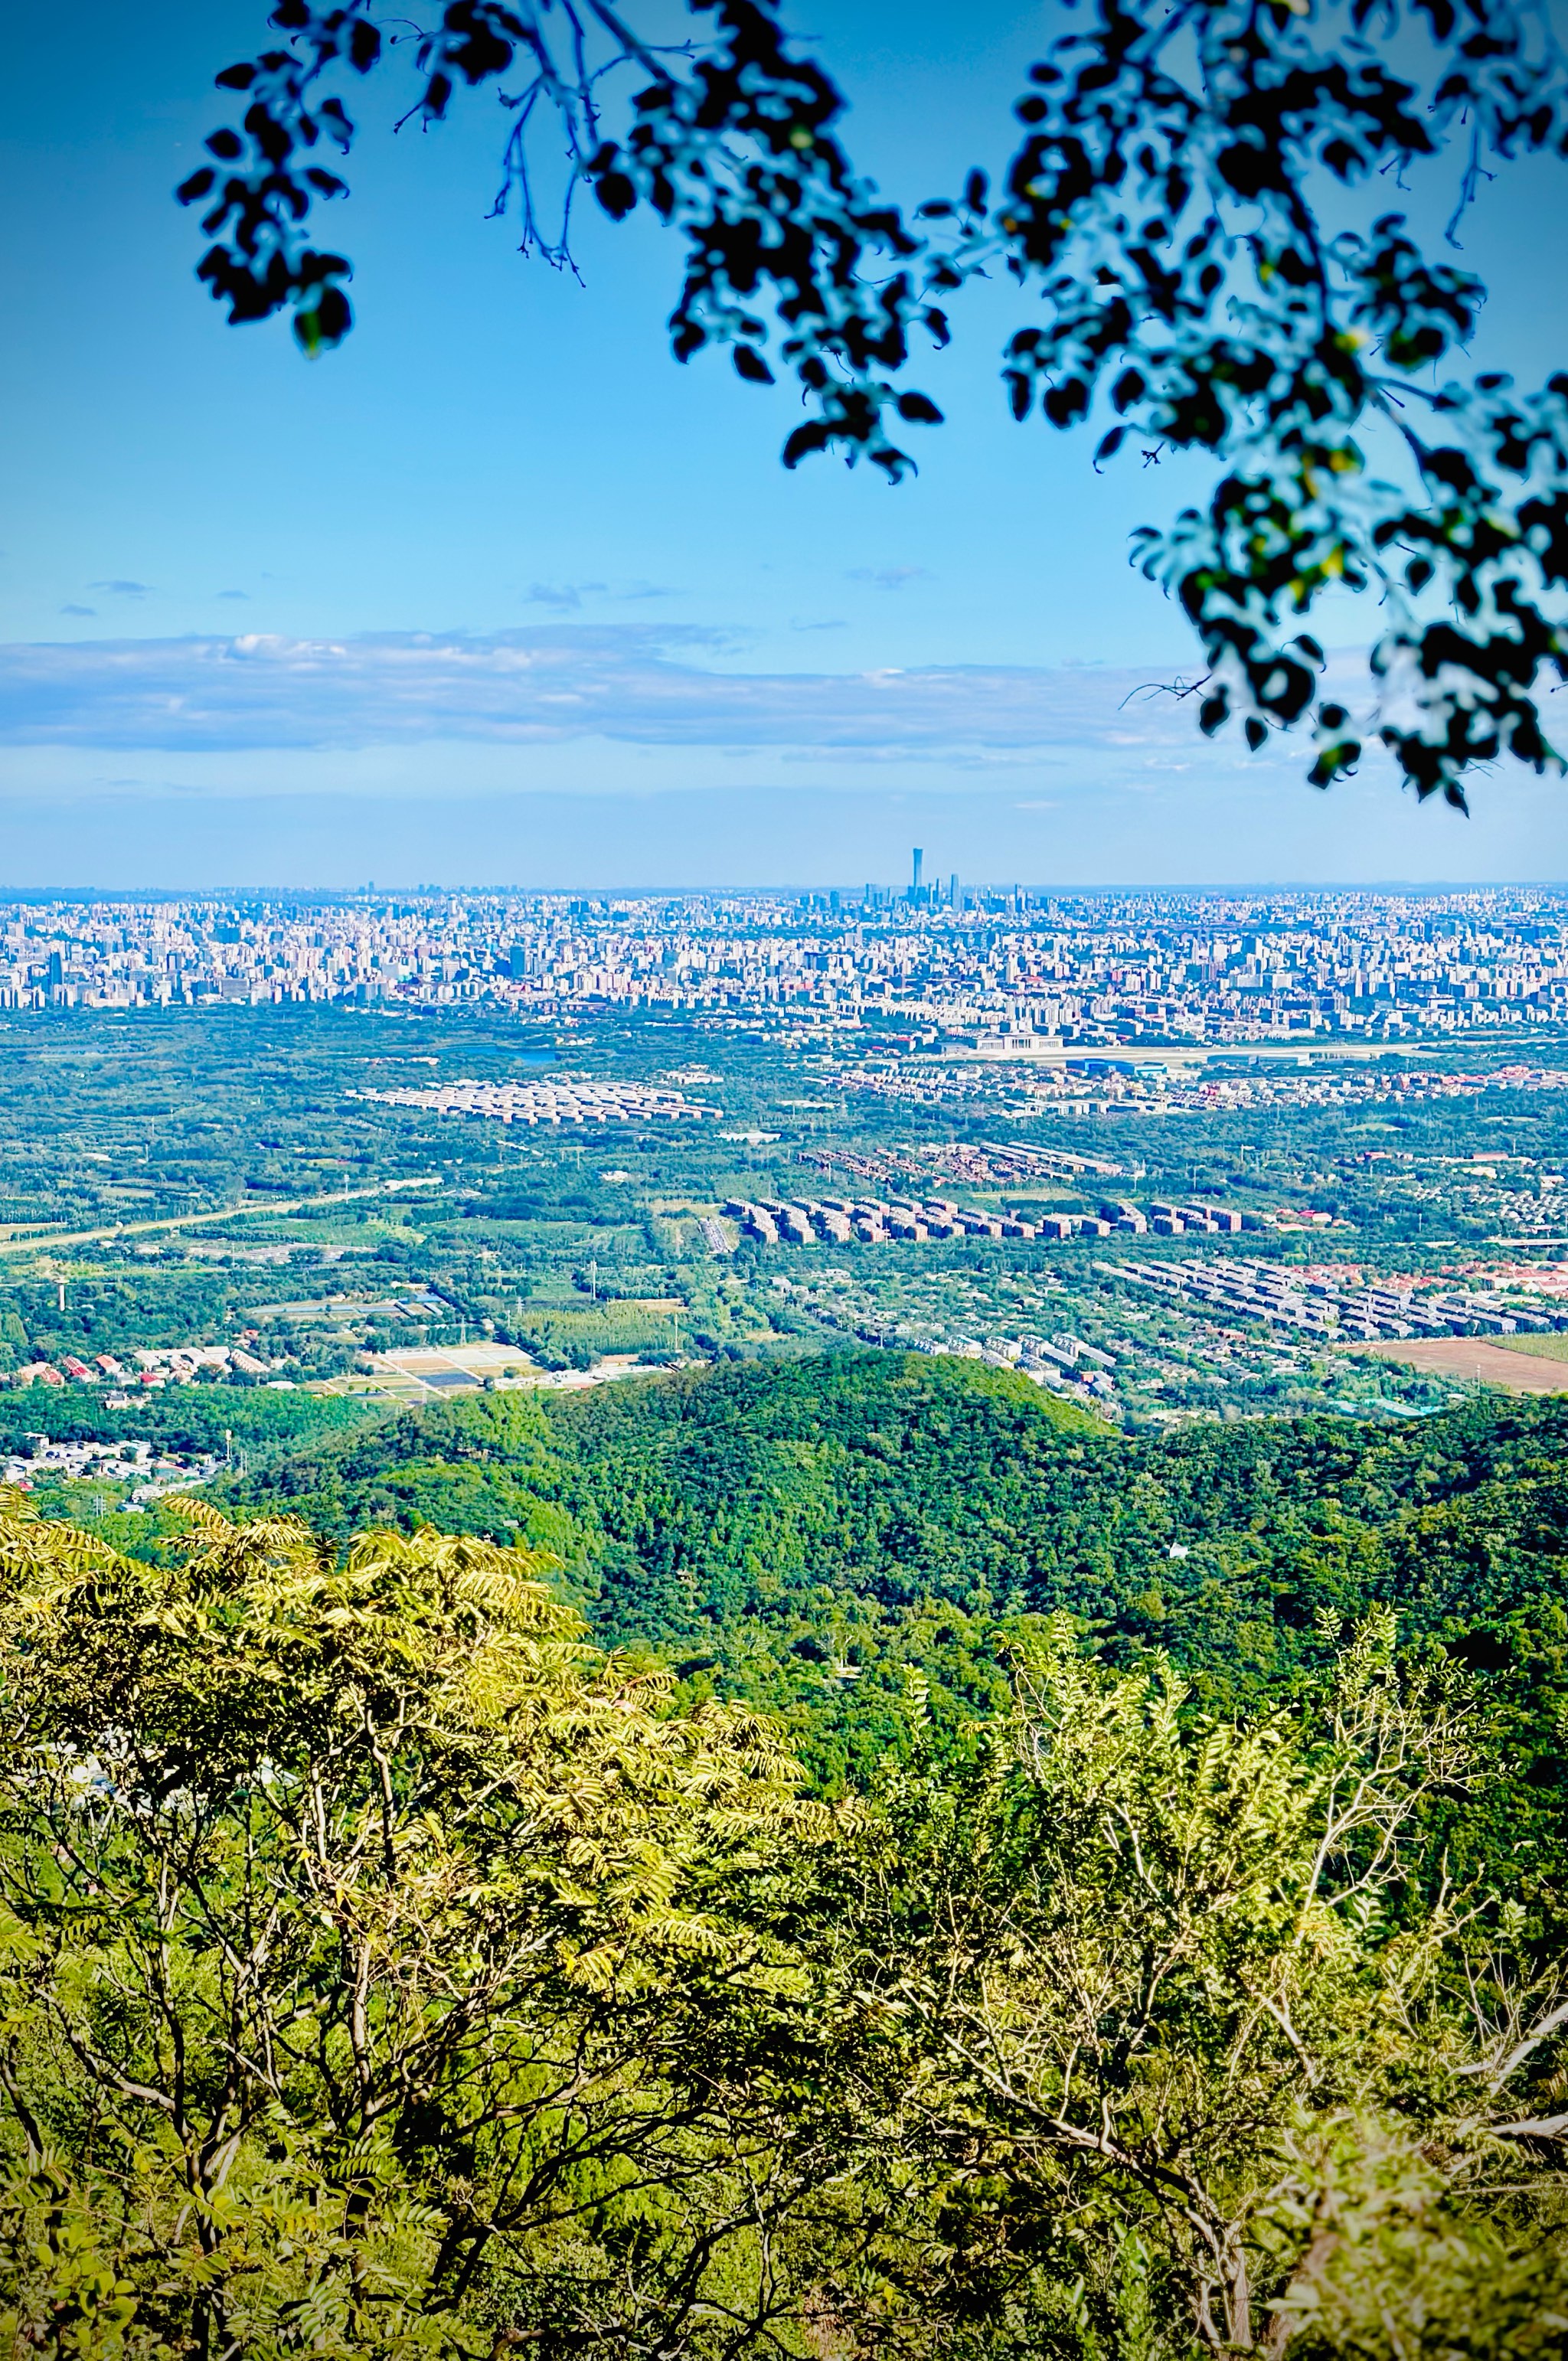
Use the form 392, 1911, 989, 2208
2, 0, 1566, 889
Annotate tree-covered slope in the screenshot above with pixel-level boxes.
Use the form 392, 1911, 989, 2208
227, 1355, 1568, 1814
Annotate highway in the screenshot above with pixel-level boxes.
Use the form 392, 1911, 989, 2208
0, 1176, 443, 1261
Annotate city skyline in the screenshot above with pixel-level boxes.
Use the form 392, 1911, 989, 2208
5, 884, 1563, 1044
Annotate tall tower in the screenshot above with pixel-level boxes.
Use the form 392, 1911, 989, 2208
911, 847, 923, 900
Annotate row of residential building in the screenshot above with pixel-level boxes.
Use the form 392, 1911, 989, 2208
1099, 1257, 1566, 1341
351, 1079, 720, 1123
726, 1194, 1327, 1249
6, 1341, 278, 1393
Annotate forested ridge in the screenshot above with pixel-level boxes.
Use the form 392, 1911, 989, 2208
227, 1357, 1568, 1818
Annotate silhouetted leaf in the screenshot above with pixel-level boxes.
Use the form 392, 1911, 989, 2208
595, 171, 636, 220
179, 0, 1568, 811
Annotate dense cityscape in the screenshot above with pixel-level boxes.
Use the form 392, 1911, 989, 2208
3, 881, 1565, 1043
0, 925, 1565, 1438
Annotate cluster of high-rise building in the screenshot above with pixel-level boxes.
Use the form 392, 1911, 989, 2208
1, 887, 1563, 1045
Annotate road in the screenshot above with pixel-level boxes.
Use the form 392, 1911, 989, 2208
0, 1176, 443, 1261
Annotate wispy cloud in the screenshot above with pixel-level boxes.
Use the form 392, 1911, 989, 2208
0, 622, 1316, 766
524, 580, 678, 612
89, 580, 152, 599
526, 582, 604, 612
847, 566, 930, 590
217, 589, 250, 602
59, 604, 96, 619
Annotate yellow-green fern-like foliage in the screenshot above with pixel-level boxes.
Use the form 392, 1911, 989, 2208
0, 1488, 838, 2359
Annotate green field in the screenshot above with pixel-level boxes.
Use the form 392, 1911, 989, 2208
1492, 1326, 1568, 1362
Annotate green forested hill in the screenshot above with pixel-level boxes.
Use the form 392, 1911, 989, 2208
13, 1357, 1568, 2352
227, 1356, 1568, 1826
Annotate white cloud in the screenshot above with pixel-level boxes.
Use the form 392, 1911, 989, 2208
0, 622, 1298, 763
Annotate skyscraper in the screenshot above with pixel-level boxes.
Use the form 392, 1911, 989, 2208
911, 847, 923, 900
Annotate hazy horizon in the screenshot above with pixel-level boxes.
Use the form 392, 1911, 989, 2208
2, 877, 1565, 903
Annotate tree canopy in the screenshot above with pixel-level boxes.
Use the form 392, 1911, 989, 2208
4, 1484, 1568, 2355
181, 1, 1568, 810
227, 1362, 1568, 1869
0, 1491, 838, 2356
